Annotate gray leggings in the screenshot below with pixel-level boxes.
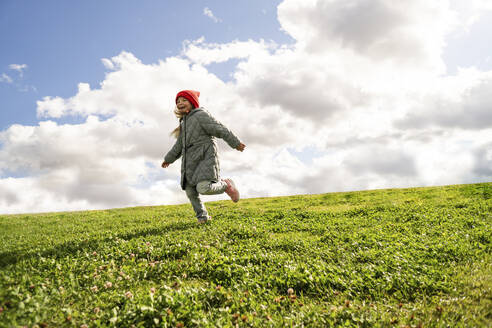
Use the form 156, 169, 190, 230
185, 180, 228, 220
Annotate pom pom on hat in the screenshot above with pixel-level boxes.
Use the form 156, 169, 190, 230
176, 90, 200, 108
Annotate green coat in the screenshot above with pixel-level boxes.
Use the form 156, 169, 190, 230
164, 108, 241, 190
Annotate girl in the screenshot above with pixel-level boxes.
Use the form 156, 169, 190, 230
162, 90, 246, 223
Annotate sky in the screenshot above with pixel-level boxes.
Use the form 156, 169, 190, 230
1, 0, 491, 214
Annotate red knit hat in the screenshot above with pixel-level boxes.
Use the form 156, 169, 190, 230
176, 90, 200, 108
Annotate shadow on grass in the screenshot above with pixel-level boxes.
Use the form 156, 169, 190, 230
0, 220, 196, 268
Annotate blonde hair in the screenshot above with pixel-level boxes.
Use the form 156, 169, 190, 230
170, 105, 195, 138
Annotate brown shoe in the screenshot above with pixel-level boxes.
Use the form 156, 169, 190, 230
224, 179, 240, 202
198, 216, 212, 224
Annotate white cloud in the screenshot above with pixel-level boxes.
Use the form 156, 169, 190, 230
203, 7, 221, 23
395, 67, 492, 130
182, 38, 277, 66
8, 64, 28, 79
2, 64, 36, 91
0, 118, 188, 213
1, 0, 491, 214
473, 141, 492, 178
0, 73, 13, 83
449, 0, 492, 31
277, 0, 455, 74
343, 146, 417, 177
9, 63, 27, 73
101, 58, 115, 70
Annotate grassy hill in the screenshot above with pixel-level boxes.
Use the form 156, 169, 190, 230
0, 183, 491, 327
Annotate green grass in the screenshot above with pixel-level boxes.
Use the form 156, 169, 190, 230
0, 183, 491, 327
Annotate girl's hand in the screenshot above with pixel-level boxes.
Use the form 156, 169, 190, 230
161, 161, 170, 168
236, 143, 246, 152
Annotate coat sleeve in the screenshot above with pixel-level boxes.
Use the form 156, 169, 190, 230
196, 110, 241, 149
164, 135, 183, 163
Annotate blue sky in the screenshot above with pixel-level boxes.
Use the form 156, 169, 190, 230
1, 0, 491, 214
0, 0, 293, 129
2, 1, 492, 131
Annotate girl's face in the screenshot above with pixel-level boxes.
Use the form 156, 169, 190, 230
176, 97, 193, 114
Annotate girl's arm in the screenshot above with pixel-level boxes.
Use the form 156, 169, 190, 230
196, 110, 241, 149
163, 136, 183, 166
